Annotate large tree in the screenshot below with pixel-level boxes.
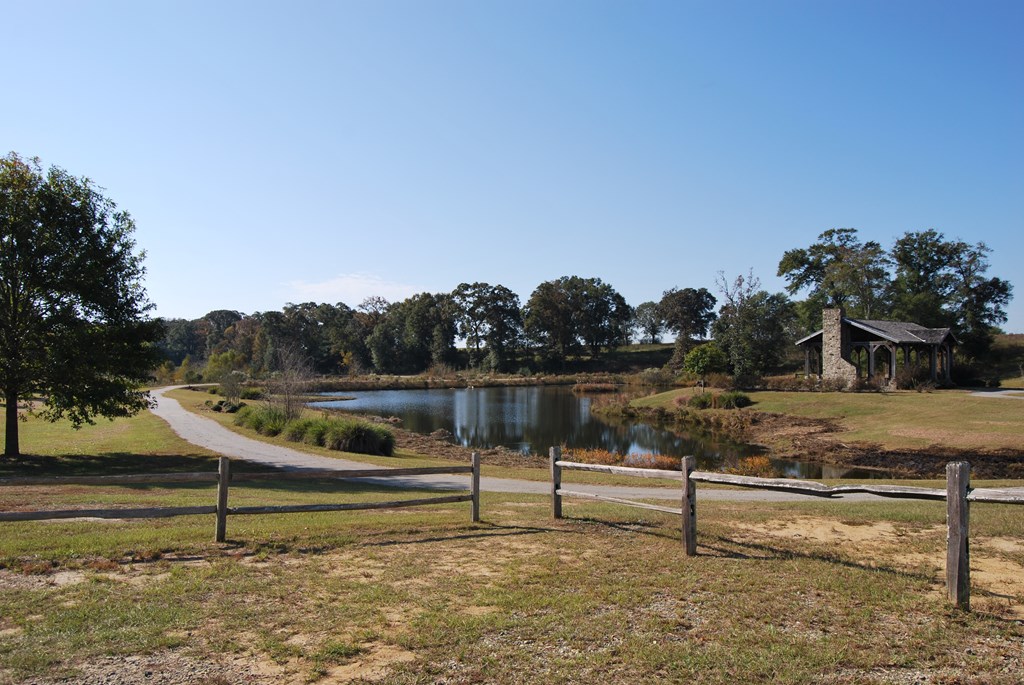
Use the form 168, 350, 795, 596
711, 271, 796, 381
0, 153, 163, 457
524, 276, 632, 362
452, 282, 523, 371
658, 286, 717, 368
777, 228, 891, 327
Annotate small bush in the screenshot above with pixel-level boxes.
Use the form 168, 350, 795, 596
234, 404, 289, 436
688, 393, 714, 409
301, 418, 332, 446
283, 418, 316, 442
323, 419, 395, 456
572, 383, 619, 394
241, 387, 264, 400
636, 367, 673, 386
719, 391, 752, 409
725, 455, 777, 478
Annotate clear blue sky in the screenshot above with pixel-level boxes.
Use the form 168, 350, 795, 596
4, 1, 1022, 331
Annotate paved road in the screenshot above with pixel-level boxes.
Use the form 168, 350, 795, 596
151, 387, 897, 504
969, 389, 1024, 400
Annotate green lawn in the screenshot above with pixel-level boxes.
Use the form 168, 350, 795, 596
634, 386, 1024, 452
1, 393, 1022, 683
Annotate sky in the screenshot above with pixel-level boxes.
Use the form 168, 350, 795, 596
3, 1, 1022, 331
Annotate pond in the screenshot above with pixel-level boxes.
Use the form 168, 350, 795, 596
311, 386, 889, 479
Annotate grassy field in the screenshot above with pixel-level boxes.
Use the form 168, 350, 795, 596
633, 386, 1024, 454
0, 404, 1023, 683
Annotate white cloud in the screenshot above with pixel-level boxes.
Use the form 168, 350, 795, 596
283, 272, 421, 306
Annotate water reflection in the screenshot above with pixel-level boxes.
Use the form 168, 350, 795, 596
311, 386, 889, 478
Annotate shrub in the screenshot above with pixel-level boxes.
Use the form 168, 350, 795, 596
234, 404, 288, 436
703, 372, 732, 389
284, 418, 316, 442
688, 393, 714, 409
725, 455, 778, 478
323, 419, 395, 456
719, 391, 752, 409
241, 387, 264, 400
636, 367, 673, 386
301, 418, 332, 446
572, 383, 619, 394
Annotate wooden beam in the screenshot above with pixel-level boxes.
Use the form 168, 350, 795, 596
967, 488, 1024, 505
681, 456, 697, 556
230, 466, 473, 482
470, 452, 480, 523
550, 446, 562, 519
228, 494, 473, 516
947, 461, 971, 610
0, 506, 217, 522
556, 489, 682, 516
0, 472, 219, 487
215, 456, 230, 543
556, 461, 682, 481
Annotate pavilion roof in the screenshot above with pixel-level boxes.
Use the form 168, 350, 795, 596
795, 318, 957, 346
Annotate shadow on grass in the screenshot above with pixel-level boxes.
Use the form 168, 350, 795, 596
365, 521, 572, 548
562, 513, 945, 588
0, 452, 283, 479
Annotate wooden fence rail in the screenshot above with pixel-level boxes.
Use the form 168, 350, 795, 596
1, 454, 482, 543
549, 447, 1024, 611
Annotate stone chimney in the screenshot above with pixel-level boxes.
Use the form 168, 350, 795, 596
821, 308, 858, 384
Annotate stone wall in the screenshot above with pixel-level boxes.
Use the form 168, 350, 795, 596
821, 308, 859, 385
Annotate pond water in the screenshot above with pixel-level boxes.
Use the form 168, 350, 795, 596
312, 386, 889, 479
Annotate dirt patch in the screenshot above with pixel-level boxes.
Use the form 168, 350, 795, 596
732, 517, 939, 546
319, 643, 415, 683
0, 569, 87, 590
19, 649, 290, 685
736, 517, 1024, 618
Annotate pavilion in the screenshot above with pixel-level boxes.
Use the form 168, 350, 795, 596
796, 308, 957, 387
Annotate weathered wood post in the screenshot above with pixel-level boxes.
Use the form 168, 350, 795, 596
681, 456, 697, 556
550, 446, 562, 519
946, 461, 970, 609
471, 452, 481, 523
215, 456, 230, 543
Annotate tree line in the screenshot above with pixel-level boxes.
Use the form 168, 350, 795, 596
157, 276, 707, 381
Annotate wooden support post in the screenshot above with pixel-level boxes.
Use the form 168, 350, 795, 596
946, 461, 970, 609
681, 455, 697, 556
550, 446, 562, 519
470, 452, 481, 523
215, 456, 230, 543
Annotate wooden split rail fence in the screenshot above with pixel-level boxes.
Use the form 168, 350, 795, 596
548, 446, 1024, 611
0, 454, 481, 543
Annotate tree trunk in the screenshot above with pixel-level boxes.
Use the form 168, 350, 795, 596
5, 389, 20, 458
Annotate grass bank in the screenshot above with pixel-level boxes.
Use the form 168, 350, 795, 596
1, 403, 1022, 683
627, 387, 1024, 478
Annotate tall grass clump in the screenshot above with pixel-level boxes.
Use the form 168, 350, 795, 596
234, 404, 289, 436
323, 420, 395, 456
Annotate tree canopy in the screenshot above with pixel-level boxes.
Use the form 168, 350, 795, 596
779, 227, 1013, 359
712, 272, 796, 380
0, 153, 162, 457
524, 276, 632, 362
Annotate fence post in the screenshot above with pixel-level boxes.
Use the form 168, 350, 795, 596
215, 456, 230, 543
946, 461, 970, 610
471, 452, 481, 523
681, 456, 697, 556
550, 446, 562, 519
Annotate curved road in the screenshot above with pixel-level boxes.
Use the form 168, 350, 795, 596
151, 387, 894, 504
